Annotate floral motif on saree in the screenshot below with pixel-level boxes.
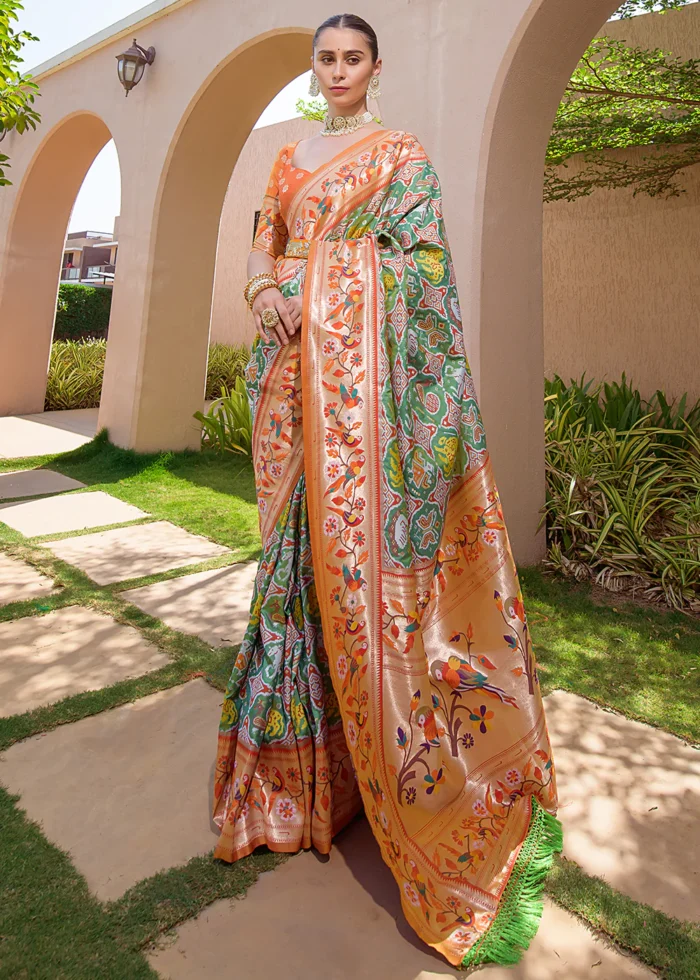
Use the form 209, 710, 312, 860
212, 129, 561, 968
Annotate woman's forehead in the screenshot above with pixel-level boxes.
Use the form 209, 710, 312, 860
315, 27, 371, 52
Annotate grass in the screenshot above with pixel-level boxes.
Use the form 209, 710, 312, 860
0, 785, 285, 980
546, 856, 700, 980
0, 429, 260, 559
0, 431, 698, 977
521, 567, 700, 744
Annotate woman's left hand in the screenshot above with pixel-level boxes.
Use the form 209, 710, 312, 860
285, 295, 303, 335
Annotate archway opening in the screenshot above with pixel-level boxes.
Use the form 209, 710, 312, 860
99, 28, 314, 452
0, 111, 120, 418
474, 0, 627, 563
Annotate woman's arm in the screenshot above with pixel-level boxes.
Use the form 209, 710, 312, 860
247, 147, 297, 346
247, 250, 296, 347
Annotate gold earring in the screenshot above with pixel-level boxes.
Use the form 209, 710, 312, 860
308, 72, 320, 97
368, 75, 381, 98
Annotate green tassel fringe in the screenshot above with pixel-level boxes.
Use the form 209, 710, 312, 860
461, 798, 563, 969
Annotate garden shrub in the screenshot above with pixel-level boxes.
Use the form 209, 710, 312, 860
54, 283, 112, 340
45, 339, 106, 411
205, 343, 250, 399
194, 377, 253, 456
543, 374, 700, 613
45, 339, 252, 414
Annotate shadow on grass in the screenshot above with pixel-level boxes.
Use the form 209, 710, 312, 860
520, 566, 700, 743
51, 429, 255, 499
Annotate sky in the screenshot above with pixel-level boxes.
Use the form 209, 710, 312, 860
14, 0, 310, 234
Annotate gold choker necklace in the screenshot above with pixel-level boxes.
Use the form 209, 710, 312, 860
321, 109, 374, 137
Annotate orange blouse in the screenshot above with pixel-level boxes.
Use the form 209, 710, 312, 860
278, 144, 310, 215
251, 142, 307, 258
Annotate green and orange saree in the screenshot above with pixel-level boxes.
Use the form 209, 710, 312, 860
212, 129, 561, 968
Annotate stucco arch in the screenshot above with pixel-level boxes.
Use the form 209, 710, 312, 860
0, 111, 119, 415
469, 0, 623, 562
99, 27, 313, 451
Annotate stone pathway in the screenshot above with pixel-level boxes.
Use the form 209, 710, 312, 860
546, 690, 700, 922
46, 520, 231, 585
0, 409, 98, 458
0, 490, 148, 537
0, 434, 696, 977
0, 553, 58, 607
0, 679, 221, 900
0, 606, 170, 718
0, 468, 85, 500
147, 817, 654, 980
122, 561, 258, 646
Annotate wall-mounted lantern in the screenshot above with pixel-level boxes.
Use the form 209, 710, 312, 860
116, 39, 156, 97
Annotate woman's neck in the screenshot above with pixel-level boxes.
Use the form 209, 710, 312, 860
327, 100, 369, 119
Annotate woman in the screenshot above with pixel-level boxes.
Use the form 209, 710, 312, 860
212, 13, 561, 969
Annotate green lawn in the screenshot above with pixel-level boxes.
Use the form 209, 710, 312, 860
0, 432, 698, 979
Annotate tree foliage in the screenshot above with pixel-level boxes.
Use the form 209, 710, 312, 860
614, 0, 695, 17
0, 0, 41, 186
295, 97, 326, 122
547, 0, 700, 201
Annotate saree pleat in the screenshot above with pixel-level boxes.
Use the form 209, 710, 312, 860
213, 129, 561, 968
212, 468, 361, 861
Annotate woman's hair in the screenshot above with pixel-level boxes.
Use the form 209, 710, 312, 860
312, 13, 379, 63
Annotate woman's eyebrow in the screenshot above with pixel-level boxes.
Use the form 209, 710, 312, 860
317, 49, 366, 56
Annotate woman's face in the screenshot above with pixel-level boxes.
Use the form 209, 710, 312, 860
312, 27, 381, 110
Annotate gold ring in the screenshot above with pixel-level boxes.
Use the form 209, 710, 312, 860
261, 308, 281, 329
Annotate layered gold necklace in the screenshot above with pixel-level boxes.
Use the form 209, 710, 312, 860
320, 109, 374, 137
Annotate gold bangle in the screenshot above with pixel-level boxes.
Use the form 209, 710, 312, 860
244, 272, 275, 296
244, 274, 277, 309
245, 278, 278, 310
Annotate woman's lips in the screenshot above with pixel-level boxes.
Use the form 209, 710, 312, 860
330, 86, 349, 92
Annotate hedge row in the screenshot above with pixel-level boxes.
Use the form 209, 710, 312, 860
54, 283, 112, 341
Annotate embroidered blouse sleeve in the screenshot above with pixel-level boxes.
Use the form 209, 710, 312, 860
251, 145, 290, 259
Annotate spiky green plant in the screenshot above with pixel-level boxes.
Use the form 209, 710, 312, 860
205, 343, 250, 400
194, 377, 253, 456
543, 377, 700, 612
45, 339, 106, 411
44, 339, 251, 411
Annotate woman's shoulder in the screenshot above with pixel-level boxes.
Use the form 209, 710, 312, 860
383, 129, 427, 152
382, 130, 432, 165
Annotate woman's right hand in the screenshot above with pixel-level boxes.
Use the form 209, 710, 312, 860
252, 287, 296, 346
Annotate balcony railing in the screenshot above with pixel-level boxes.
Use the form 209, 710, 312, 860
60, 267, 80, 280
86, 265, 115, 283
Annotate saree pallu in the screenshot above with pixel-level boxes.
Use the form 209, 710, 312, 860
213, 129, 561, 968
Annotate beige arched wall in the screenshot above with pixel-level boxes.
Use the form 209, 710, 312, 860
99, 28, 315, 451
0, 112, 116, 414
471, 0, 623, 560
0, 0, 644, 562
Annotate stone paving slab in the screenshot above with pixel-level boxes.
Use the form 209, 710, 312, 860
147, 817, 653, 980
20, 408, 99, 438
0, 468, 85, 500
46, 520, 231, 585
0, 605, 169, 717
545, 690, 700, 923
0, 490, 148, 537
0, 412, 96, 458
122, 562, 257, 646
0, 553, 58, 608
1, 407, 216, 460
0, 680, 221, 899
